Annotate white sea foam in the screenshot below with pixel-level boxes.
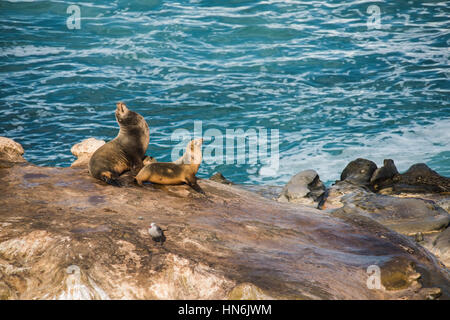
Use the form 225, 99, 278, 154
276, 118, 450, 185
0, 45, 65, 57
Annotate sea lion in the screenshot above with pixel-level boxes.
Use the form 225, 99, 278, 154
88, 102, 150, 186
135, 138, 204, 193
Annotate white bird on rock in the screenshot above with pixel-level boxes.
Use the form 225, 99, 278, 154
148, 223, 166, 245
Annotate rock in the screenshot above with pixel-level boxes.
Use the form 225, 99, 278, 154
277, 170, 326, 206
228, 283, 273, 300
423, 287, 442, 300
0, 163, 449, 299
0, 137, 26, 163
239, 184, 283, 201
209, 172, 233, 185
435, 198, 450, 213
370, 159, 399, 191
377, 192, 450, 216
378, 257, 422, 291
391, 163, 450, 194
340, 158, 377, 186
339, 192, 450, 236
70, 138, 105, 167
424, 227, 450, 268
415, 232, 424, 243
321, 181, 368, 210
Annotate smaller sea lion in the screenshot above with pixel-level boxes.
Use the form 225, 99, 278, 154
173, 138, 202, 165
143, 155, 157, 166
135, 138, 204, 193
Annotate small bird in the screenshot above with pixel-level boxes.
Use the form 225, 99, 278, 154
148, 223, 166, 245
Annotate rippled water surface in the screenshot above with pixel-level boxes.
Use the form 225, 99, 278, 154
1, 0, 449, 185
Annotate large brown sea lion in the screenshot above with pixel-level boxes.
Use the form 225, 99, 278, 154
89, 102, 149, 186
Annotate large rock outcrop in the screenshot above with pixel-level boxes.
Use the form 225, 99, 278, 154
70, 138, 105, 167
321, 158, 450, 270
0, 161, 449, 300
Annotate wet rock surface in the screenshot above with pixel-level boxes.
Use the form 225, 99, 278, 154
339, 193, 450, 236
239, 184, 283, 201
1, 162, 449, 299
422, 228, 450, 268
319, 158, 450, 271
321, 181, 368, 210
379, 192, 450, 214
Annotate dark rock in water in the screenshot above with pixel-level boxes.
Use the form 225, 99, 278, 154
391, 163, 450, 194
370, 159, 399, 190
340, 158, 377, 186
2, 161, 450, 299
277, 169, 326, 206
340, 192, 450, 236
209, 172, 233, 185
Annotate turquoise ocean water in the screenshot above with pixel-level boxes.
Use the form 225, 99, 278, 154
0, 0, 449, 185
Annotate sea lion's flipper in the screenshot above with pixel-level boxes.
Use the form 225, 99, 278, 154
187, 181, 206, 195
100, 173, 122, 187
134, 178, 142, 187
104, 177, 122, 187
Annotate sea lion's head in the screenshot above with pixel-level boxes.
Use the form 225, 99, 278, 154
190, 138, 203, 151
115, 102, 150, 151
115, 102, 143, 126
185, 138, 203, 165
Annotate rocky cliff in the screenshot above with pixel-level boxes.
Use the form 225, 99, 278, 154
0, 139, 449, 300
